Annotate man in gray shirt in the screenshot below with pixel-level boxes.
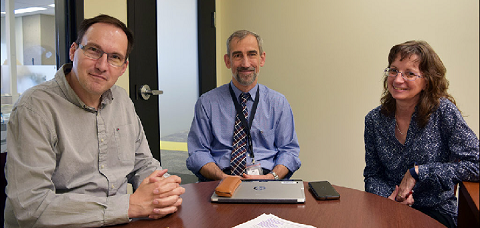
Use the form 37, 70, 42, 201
4, 14, 184, 227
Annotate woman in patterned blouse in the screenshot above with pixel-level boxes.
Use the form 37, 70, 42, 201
364, 40, 479, 228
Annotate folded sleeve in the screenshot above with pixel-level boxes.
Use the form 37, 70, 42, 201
272, 97, 301, 177
186, 97, 217, 179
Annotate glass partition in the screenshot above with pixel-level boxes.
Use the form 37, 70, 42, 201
1, 0, 56, 153
157, 0, 198, 182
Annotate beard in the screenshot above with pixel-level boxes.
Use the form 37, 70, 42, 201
233, 67, 258, 86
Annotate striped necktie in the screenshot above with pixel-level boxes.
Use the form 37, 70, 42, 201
230, 92, 250, 175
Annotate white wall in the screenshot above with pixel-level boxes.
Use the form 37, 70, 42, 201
217, 0, 479, 190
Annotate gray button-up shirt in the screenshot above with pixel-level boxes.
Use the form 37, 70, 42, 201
5, 64, 160, 227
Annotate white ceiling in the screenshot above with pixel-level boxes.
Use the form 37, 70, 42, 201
1, 0, 55, 17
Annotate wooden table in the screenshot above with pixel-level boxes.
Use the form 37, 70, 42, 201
457, 181, 480, 228
114, 181, 444, 228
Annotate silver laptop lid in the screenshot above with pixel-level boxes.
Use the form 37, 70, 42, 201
211, 180, 305, 203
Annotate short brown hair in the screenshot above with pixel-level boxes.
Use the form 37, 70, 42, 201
380, 40, 457, 128
75, 14, 134, 58
226, 30, 263, 56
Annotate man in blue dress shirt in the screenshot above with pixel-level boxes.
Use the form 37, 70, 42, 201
187, 30, 301, 181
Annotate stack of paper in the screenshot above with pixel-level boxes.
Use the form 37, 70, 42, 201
233, 213, 316, 228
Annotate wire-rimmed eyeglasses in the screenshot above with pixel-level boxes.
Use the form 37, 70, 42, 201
384, 68, 422, 81
78, 43, 126, 67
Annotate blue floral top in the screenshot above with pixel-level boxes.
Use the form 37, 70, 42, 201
364, 98, 479, 223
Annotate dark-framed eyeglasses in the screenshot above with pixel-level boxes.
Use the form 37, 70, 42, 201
78, 43, 126, 67
384, 68, 422, 81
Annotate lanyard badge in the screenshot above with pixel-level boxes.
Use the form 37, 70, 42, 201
229, 84, 261, 175
246, 162, 263, 175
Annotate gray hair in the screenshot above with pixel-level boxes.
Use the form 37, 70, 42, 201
226, 30, 263, 56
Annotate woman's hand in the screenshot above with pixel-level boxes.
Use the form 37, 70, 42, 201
396, 167, 417, 202
389, 185, 414, 206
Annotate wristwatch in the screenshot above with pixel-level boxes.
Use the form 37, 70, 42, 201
269, 171, 279, 180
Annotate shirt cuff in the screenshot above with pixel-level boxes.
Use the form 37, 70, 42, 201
103, 194, 131, 226
186, 151, 216, 174
274, 154, 301, 175
409, 167, 419, 181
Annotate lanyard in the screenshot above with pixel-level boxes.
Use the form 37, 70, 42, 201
229, 84, 260, 161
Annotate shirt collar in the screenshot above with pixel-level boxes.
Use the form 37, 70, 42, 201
56, 63, 114, 111
230, 81, 258, 102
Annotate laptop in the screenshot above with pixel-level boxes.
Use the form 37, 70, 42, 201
211, 180, 305, 203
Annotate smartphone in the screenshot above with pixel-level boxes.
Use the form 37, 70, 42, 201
308, 181, 340, 200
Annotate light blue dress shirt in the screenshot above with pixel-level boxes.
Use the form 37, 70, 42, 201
187, 82, 301, 181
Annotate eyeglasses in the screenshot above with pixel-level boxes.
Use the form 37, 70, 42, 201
78, 43, 126, 67
384, 68, 422, 81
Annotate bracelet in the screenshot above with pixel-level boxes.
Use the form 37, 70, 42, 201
409, 167, 419, 181
269, 171, 279, 180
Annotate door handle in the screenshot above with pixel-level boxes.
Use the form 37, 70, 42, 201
139, 84, 163, 100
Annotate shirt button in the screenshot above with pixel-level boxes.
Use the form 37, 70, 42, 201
112, 184, 115, 189
101, 139, 104, 142
101, 165, 104, 169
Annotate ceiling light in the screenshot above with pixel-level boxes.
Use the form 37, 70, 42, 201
14, 7, 47, 15
49, 4, 55, 8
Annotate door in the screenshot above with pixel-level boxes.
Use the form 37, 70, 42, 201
127, 0, 161, 162
127, 0, 215, 181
